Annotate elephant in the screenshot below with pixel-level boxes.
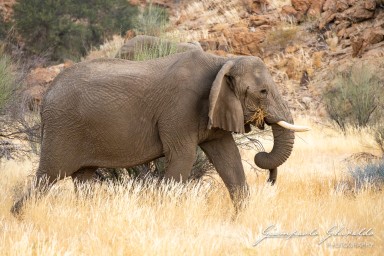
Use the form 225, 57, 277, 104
115, 35, 202, 60
11, 49, 309, 215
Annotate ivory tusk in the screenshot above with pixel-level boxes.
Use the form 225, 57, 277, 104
277, 121, 311, 132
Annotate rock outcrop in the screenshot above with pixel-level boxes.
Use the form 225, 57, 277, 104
281, 0, 383, 58
282, 0, 326, 21
319, 0, 384, 57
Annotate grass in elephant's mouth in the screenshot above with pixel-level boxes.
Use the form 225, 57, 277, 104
247, 107, 266, 128
0, 120, 383, 255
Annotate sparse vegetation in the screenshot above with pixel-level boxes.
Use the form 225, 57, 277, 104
132, 3, 169, 36
323, 63, 383, 131
132, 38, 180, 61
350, 160, 384, 190
0, 53, 15, 112
262, 24, 299, 52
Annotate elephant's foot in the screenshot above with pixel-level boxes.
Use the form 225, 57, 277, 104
11, 174, 56, 218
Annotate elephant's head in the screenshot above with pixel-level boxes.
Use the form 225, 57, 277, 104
208, 57, 309, 172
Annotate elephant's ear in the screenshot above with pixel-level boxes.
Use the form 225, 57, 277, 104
208, 61, 245, 133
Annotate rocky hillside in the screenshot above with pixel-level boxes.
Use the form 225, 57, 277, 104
11, 0, 384, 120
163, 0, 384, 117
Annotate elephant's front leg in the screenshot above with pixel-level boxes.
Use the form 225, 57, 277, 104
200, 133, 248, 211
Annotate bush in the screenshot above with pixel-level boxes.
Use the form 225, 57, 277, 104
262, 24, 299, 52
12, 0, 138, 61
323, 63, 383, 131
374, 125, 384, 155
0, 53, 15, 112
350, 160, 384, 190
132, 4, 169, 36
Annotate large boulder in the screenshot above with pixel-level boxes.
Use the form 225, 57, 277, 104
201, 15, 276, 56
320, 0, 377, 29
291, 0, 311, 20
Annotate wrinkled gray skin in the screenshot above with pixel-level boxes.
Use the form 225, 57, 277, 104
12, 50, 294, 215
115, 35, 202, 59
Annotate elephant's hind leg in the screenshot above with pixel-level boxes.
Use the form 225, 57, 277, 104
12, 142, 83, 216
11, 171, 58, 217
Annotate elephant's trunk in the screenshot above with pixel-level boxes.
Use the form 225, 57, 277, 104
254, 123, 294, 170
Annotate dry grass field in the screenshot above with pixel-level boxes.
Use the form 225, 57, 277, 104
0, 118, 383, 255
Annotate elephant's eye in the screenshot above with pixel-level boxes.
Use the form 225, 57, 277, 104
260, 89, 268, 98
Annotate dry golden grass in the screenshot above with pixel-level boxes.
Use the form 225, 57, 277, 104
86, 35, 125, 60
170, 0, 245, 41
1, 119, 383, 255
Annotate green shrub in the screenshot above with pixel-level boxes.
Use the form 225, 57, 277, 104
132, 4, 169, 36
0, 53, 15, 111
323, 63, 383, 131
12, 0, 138, 61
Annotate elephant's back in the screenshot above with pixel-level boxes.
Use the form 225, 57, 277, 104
43, 59, 148, 104
41, 58, 163, 126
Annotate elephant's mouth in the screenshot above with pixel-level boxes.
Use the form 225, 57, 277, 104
245, 108, 267, 130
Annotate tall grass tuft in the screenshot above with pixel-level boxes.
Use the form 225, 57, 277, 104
132, 39, 179, 61
132, 3, 169, 36
129, 3, 179, 61
323, 63, 383, 131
